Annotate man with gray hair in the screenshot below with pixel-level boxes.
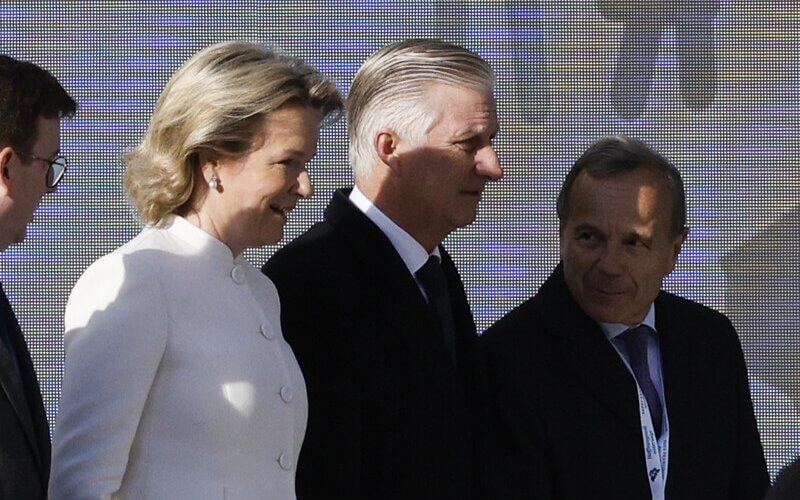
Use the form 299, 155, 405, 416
263, 39, 502, 499
0, 55, 75, 499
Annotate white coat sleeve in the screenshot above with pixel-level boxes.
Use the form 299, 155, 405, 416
49, 251, 169, 500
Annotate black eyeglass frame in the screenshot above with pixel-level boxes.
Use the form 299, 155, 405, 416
14, 150, 68, 188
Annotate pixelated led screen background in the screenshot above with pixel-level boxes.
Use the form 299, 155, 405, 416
1, 0, 797, 478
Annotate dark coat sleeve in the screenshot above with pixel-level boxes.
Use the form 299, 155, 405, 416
765, 457, 800, 500
479, 307, 555, 499
727, 318, 771, 500
0, 286, 49, 500
263, 236, 364, 500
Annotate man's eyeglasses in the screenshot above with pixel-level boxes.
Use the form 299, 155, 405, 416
14, 151, 68, 188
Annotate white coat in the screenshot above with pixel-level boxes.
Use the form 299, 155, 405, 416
50, 215, 307, 499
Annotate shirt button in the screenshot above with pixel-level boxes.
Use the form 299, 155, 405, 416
231, 265, 245, 284
280, 386, 293, 403
260, 323, 275, 340
278, 452, 293, 470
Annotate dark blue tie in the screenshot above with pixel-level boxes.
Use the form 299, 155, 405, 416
620, 324, 663, 438
415, 256, 457, 366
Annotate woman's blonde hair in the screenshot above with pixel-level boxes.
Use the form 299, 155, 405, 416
124, 41, 343, 224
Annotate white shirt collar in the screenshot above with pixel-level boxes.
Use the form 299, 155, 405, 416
159, 214, 242, 264
600, 303, 657, 340
349, 186, 440, 275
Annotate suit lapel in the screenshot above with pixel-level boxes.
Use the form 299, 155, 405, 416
440, 249, 477, 389
655, 293, 692, 408
324, 191, 471, 426
655, 292, 693, 488
0, 285, 42, 469
542, 266, 642, 434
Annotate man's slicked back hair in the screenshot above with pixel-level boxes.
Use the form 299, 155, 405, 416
347, 39, 494, 180
557, 135, 687, 236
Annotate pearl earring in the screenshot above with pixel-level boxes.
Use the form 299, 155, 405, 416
208, 176, 219, 190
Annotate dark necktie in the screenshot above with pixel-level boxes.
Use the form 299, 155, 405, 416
619, 324, 663, 438
415, 256, 457, 366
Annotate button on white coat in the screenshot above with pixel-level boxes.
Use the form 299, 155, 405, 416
278, 452, 293, 470
231, 265, 245, 284
280, 386, 293, 403
260, 323, 275, 340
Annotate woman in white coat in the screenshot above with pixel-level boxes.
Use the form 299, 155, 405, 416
49, 41, 342, 499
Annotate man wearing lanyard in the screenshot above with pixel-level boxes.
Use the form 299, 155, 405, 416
481, 136, 769, 499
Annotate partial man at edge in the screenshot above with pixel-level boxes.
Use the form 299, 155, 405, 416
0, 55, 76, 500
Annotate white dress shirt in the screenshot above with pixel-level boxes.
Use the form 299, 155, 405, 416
350, 186, 440, 299
600, 304, 669, 437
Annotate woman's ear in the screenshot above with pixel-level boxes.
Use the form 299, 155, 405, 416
197, 150, 219, 184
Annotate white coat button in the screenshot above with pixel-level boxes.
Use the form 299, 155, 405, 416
231, 265, 245, 284
280, 386, 293, 403
260, 323, 275, 340
278, 452, 293, 470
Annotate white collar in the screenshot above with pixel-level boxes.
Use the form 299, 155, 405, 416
349, 186, 440, 275
158, 214, 241, 264
600, 303, 657, 340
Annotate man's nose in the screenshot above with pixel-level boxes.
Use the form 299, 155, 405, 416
476, 145, 502, 181
596, 245, 625, 276
296, 170, 314, 198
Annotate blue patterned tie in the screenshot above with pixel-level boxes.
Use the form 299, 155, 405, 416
620, 325, 663, 438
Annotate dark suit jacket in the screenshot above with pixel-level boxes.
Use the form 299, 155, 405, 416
480, 265, 769, 500
0, 284, 50, 499
263, 189, 479, 500
765, 456, 800, 500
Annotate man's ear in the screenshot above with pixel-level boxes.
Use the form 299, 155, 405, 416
674, 227, 689, 256
0, 147, 14, 196
668, 227, 689, 271
375, 131, 400, 172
